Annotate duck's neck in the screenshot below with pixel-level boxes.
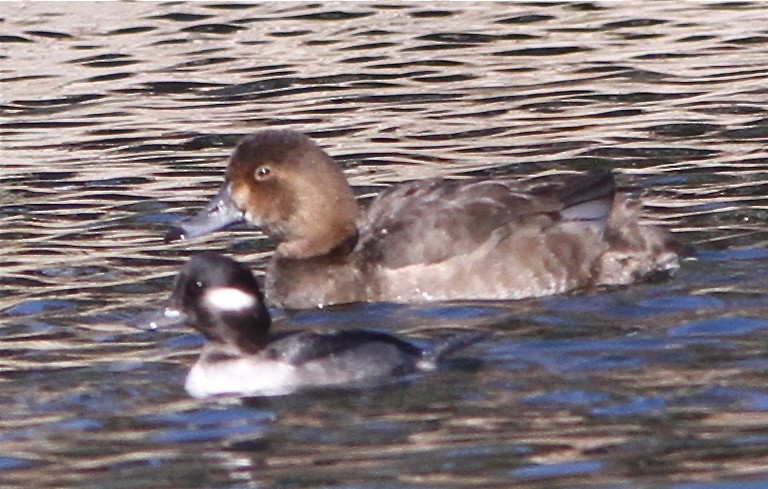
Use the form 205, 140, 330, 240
275, 228, 357, 261
266, 233, 363, 309
275, 220, 358, 260
202, 311, 271, 356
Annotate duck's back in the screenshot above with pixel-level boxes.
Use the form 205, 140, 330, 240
267, 329, 423, 381
357, 178, 563, 268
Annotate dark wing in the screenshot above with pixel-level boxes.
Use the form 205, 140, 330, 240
356, 172, 615, 269
265, 329, 421, 366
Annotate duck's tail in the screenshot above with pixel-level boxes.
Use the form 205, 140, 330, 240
418, 330, 491, 370
558, 171, 616, 225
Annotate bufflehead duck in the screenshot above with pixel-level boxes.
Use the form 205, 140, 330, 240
140, 252, 488, 398
165, 129, 684, 309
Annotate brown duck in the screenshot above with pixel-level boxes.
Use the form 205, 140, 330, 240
166, 129, 685, 309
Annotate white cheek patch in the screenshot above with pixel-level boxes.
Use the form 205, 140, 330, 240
203, 287, 256, 312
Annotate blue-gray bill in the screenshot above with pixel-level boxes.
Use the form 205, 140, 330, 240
165, 183, 244, 243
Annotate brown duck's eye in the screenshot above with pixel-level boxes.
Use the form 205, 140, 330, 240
254, 166, 272, 180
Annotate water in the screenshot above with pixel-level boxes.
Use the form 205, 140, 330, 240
3, 1, 768, 487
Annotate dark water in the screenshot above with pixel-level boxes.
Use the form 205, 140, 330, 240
4, 2, 768, 487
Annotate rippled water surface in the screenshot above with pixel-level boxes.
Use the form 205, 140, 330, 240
5, 2, 768, 487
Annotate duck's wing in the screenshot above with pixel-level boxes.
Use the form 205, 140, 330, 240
356, 172, 616, 269
265, 330, 421, 366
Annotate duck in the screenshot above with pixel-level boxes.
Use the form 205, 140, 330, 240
165, 129, 685, 309
139, 252, 488, 398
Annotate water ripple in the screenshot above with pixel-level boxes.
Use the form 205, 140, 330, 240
4, 2, 768, 488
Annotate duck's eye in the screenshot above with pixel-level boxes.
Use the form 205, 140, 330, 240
254, 166, 272, 180
186, 280, 204, 296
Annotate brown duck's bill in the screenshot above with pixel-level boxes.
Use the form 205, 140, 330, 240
165, 183, 245, 243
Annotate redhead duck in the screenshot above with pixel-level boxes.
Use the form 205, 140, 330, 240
165, 130, 684, 309
139, 252, 487, 398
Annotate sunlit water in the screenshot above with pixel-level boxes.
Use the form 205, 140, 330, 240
4, 2, 768, 487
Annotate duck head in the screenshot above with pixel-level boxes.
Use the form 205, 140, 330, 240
166, 130, 358, 259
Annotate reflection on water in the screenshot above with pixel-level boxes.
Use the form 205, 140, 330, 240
4, 1, 768, 487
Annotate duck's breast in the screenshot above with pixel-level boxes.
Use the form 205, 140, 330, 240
266, 253, 365, 309
185, 356, 299, 398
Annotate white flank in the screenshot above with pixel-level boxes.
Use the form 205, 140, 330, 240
185, 358, 299, 398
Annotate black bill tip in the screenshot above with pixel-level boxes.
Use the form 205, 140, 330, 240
164, 227, 186, 243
